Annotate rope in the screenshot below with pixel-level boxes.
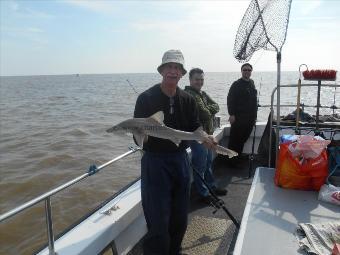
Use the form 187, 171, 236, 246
88, 164, 98, 176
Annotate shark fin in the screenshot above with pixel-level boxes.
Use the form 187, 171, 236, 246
149, 111, 164, 124
133, 130, 146, 148
169, 138, 181, 147
193, 126, 207, 136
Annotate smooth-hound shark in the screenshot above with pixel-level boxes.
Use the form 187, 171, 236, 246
107, 111, 237, 158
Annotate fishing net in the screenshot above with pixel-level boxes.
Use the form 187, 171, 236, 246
233, 0, 293, 167
233, 0, 292, 62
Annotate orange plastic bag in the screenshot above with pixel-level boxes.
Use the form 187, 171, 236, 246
275, 142, 328, 191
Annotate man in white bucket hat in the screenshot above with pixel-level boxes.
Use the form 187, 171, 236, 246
134, 49, 216, 255
157, 49, 187, 75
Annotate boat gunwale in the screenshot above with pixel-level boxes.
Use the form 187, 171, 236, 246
34, 177, 141, 254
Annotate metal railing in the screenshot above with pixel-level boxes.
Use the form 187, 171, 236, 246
0, 146, 142, 255
268, 83, 340, 167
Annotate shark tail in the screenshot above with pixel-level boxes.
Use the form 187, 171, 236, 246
215, 145, 238, 158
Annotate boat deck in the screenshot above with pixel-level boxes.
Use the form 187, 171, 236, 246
128, 155, 264, 255
233, 167, 340, 255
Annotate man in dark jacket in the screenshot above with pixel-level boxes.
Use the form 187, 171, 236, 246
185, 68, 227, 204
227, 63, 257, 162
134, 50, 216, 255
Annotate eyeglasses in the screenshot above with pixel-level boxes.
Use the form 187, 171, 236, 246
170, 97, 174, 114
242, 69, 252, 72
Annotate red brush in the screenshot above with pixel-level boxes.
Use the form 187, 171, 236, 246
303, 69, 337, 80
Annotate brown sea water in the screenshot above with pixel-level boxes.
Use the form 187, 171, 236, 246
0, 72, 338, 254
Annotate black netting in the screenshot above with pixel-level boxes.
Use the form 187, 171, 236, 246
233, 0, 292, 62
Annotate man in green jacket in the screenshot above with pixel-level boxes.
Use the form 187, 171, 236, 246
185, 68, 227, 204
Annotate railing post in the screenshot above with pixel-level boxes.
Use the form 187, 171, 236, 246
315, 80, 321, 133
45, 197, 56, 255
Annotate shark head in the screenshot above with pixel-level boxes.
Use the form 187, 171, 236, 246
107, 121, 146, 148
106, 124, 124, 134
107, 111, 188, 148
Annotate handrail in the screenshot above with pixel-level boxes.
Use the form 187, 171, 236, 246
268, 83, 340, 167
259, 104, 338, 109
277, 83, 338, 88
0, 146, 142, 255
0, 146, 141, 222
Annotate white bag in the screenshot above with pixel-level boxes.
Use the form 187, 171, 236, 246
318, 184, 340, 206
288, 135, 331, 159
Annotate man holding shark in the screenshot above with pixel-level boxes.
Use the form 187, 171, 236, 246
133, 50, 217, 255
107, 50, 237, 255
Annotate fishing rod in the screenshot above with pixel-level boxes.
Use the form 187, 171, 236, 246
191, 164, 240, 229
126, 79, 139, 94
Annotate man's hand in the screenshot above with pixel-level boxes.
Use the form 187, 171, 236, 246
229, 115, 236, 124
202, 135, 218, 150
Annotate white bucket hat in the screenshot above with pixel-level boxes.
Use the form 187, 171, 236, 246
157, 49, 187, 75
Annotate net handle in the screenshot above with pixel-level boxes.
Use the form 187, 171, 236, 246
254, 0, 279, 52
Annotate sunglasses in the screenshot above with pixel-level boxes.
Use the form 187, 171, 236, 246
242, 69, 252, 72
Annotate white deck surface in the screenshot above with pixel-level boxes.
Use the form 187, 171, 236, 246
234, 167, 340, 255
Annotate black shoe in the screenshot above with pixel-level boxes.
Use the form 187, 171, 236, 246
212, 187, 228, 196
200, 195, 216, 205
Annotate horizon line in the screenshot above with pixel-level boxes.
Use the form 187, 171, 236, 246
0, 70, 308, 78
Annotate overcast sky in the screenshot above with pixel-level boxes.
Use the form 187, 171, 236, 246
1, 0, 339, 76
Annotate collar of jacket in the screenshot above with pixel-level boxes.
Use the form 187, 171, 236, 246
184, 85, 202, 95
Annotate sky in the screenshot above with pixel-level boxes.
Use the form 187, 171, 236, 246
0, 0, 340, 76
